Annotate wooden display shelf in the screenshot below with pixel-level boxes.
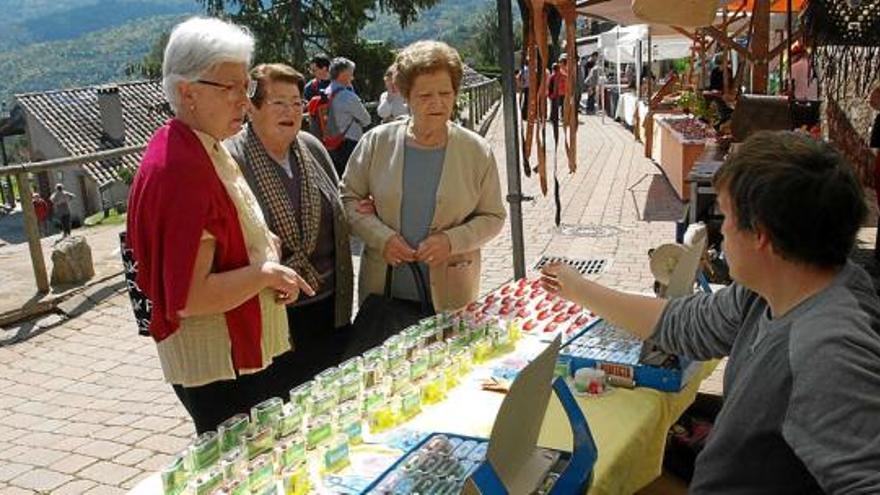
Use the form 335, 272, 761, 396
653, 116, 710, 201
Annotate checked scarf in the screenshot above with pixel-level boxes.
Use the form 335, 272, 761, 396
242, 125, 337, 291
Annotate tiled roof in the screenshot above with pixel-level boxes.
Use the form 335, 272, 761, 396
15, 80, 171, 186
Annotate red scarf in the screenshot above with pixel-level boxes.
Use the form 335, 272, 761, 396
127, 119, 263, 370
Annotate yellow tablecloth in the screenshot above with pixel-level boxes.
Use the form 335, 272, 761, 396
130, 338, 717, 495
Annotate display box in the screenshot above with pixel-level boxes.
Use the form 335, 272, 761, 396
561, 319, 701, 392
362, 338, 598, 494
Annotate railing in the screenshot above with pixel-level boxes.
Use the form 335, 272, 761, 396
459, 79, 503, 136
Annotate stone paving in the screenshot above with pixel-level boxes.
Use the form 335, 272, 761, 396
0, 112, 721, 493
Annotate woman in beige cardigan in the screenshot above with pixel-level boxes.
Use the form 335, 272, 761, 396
340, 40, 506, 312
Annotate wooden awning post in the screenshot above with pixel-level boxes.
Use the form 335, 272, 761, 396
751, 0, 771, 94
14, 173, 49, 293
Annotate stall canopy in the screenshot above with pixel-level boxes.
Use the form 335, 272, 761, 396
596, 25, 692, 63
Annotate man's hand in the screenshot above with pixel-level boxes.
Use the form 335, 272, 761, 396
416, 233, 451, 268
540, 262, 584, 302
261, 261, 315, 304
383, 234, 417, 266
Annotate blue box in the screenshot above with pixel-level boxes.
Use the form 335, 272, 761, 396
561, 320, 701, 392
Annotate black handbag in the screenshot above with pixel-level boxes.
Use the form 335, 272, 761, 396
347, 263, 434, 358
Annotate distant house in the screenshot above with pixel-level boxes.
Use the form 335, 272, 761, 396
14, 80, 171, 223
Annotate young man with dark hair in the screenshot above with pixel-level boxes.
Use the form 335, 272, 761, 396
542, 130, 880, 494
304, 54, 331, 101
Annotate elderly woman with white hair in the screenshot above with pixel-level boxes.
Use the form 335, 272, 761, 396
126, 17, 313, 434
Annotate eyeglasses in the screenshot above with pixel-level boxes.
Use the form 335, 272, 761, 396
195, 79, 257, 99
265, 98, 304, 111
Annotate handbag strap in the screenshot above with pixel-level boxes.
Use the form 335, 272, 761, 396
383, 263, 431, 313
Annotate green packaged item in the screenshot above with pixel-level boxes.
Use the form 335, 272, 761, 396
491, 322, 514, 354
244, 424, 274, 460
367, 396, 397, 433
281, 459, 310, 495
339, 356, 363, 376
190, 431, 220, 472
420, 370, 446, 405
338, 372, 362, 404
309, 388, 337, 418
276, 403, 303, 439
187, 468, 223, 495
452, 347, 472, 375
337, 402, 363, 445
390, 362, 411, 396
218, 414, 250, 453
315, 366, 340, 391
288, 381, 313, 408
274, 434, 306, 471
472, 335, 492, 363
219, 447, 246, 481
222, 477, 249, 495
409, 348, 429, 381
362, 347, 387, 388
251, 397, 284, 430
427, 341, 447, 369
306, 414, 332, 449
322, 434, 351, 473
160, 455, 187, 495
245, 454, 274, 494
400, 383, 422, 419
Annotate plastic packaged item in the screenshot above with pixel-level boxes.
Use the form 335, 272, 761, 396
427, 341, 448, 369
389, 361, 411, 396
244, 424, 274, 460
274, 434, 306, 471
251, 397, 284, 431
409, 348, 429, 381
468, 441, 489, 462
555, 356, 572, 379
186, 468, 223, 495
219, 447, 246, 482
218, 414, 250, 453
276, 403, 303, 439
424, 434, 455, 455
491, 321, 514, 354
306, 414, 332, 450
399, 383, 422, 420
288, 381, 313, 409
367, 397, 397, 433
315, 367, 341, 395
363, 347, 387, 388
309, 388, 337, 418
322, 433, 351, 473
574, 367, 606, 395
451, 347, 471, 376
442, 357, 459, 390
189, 431, 220, 472
161, 455, 188, 495
338, 371, 362, 404
337, 402, 363, 445
244, 454, 274, 494
220, 477, 248, 495
420, 370, 446, 405
280, 458, 310, 495
472, 336, 492, 363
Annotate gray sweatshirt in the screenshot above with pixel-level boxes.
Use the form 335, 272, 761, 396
652, 261, 880, 494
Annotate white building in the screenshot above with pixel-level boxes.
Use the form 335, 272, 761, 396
14, 80, 169, 223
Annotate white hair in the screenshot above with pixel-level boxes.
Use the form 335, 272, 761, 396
162, 17, 255, 114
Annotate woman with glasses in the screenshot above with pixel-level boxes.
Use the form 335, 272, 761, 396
225, 63, 355, 390
127, 18, 313, 434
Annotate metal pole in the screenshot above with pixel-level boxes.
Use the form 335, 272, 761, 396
497, 0, 526, 279
15, 173, 49, 292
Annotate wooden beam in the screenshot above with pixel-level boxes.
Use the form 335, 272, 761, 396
672, 26, 698, 42
704, 26, 751, 60
768, 27, 801, 61
751, 0, 771, 93
15, 174, 49, 293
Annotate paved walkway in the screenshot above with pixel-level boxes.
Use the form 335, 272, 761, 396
0, 112, 724, 493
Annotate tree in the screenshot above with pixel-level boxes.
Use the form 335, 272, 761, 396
126, 31, 168, 80
465, 3, 521, 69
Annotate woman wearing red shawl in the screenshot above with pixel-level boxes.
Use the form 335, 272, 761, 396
126, 17, 313, 434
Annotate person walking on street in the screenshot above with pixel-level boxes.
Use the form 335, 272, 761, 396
326, 57, 371, 177
377, 66, 409, 123
50, 183, 75, 238
32, 192, 50, 236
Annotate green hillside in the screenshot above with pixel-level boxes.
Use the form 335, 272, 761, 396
0, 14, 186, 106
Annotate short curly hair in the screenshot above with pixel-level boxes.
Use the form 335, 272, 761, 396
393, 40, 463, 99
714, 130, 866, 268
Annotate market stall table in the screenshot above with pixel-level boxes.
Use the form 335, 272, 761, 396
129, 332, 715, 495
